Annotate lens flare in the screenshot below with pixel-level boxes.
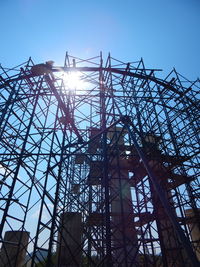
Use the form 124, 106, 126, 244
63, 71, 85, 90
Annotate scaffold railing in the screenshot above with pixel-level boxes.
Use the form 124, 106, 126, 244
0, 53, 199, 266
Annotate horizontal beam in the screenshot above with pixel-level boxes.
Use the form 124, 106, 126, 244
0, 65, 198, 109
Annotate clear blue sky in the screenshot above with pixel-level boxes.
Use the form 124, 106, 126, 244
1, 0, 199, 80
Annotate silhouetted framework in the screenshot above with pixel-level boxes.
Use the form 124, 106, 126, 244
0, 53, 199, 266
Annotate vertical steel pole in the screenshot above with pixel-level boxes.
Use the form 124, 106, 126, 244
99, 53, 112, 266
122, 116, 200, 267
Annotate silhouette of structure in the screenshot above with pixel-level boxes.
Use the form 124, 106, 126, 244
0, 53, 199, 266
0, 231, 29, 267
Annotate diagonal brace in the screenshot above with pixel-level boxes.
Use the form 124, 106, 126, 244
121, 115, 199, 267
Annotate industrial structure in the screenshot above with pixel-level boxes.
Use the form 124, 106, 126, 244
0, 53, 199, 266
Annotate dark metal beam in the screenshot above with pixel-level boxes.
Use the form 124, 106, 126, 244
121, 115, 200, 267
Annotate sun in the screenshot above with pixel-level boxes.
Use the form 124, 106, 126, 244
62, 71, 85, 91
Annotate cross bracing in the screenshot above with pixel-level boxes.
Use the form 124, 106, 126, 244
0, 53, 199, 266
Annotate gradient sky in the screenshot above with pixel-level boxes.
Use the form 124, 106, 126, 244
1, 0, 200, 80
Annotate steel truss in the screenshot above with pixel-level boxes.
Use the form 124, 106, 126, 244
0, 53, 199, 266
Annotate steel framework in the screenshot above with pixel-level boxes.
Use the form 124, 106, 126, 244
0, 53, 199, 267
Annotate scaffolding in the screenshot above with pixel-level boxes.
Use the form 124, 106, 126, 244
0, 53, 199, 266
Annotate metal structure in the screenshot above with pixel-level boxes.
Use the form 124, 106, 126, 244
0, 53, 199, 266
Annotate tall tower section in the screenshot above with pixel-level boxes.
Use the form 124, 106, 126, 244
0, 53, 199, 266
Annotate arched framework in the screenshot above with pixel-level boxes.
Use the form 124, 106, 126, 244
0, 53, 199, 266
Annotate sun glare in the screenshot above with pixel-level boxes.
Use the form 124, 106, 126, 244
62, 71, 85, 91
